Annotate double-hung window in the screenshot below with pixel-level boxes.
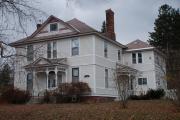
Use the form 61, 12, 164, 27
138, 78, 147, 85
138, 52, 142, 63
118, 50, 121, 61
72, 68, 79, 82
105, 69, 108, 88
104, 41, 108, 58
132, 53, 136, 64
27, 45, 34, 61
53, 42, 57, 58
50, 23, 58, 32
47, 42, 51, 58
72, 38, 79, 56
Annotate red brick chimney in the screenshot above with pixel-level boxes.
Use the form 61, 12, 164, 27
36, 24, 42, 29
106, 9, 116, 40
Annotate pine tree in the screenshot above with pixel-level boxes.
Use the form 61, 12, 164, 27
149, 4, 180, 101
101, 21, 106, 33
148, 4, 180, 51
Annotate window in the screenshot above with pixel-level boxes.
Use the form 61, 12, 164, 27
27, 45, 34, 61
104, 41, 108, 58
27, 73, 33, 91
72, 38, 79, 56
132, 53, 136, 64
105, 69, 108, 88
53, 42, 57, 58
138, 52, 142, 63
48, 71, 56, 88
50, 23, 58, 31
118, 50, 121, 61
47, 42, 51, 58
72, 68, 79, 82
138, 78, 147, 85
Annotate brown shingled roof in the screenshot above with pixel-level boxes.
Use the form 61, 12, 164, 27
126, 39, 152, 49
67, 18, 96, 33
9, 15, 126, 48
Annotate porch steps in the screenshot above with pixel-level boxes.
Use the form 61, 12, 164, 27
27, 97, 43, 104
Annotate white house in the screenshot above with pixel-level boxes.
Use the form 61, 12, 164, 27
10, 9, 167, 97
124, 40, 167, 95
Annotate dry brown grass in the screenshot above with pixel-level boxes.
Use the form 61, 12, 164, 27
0, 100, 179, 120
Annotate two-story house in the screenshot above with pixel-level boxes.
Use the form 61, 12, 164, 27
124, 40, 167, 94
10, 9, 167, 97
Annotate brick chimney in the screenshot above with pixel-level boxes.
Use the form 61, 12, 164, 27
36, 24, 42, 29
106, 9, 116, 40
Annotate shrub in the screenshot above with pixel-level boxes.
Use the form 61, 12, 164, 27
146, 89, 165, 99
42, 90, 51, 103
129, 89, 165, 100
1, 86, 31, 104
53, 82, 91, 103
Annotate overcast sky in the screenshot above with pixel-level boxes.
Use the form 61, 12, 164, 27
31, 0, 180, 45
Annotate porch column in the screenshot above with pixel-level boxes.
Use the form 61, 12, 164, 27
46, 70, 48, 90
65, 69, 67, 83
32, 70, 36, 96
55, 67, 58, 87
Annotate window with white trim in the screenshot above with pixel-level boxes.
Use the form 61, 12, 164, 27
50, 23, 58, 32
138, 78, 147, 85
132, 52, 143, 64
47, 42, 57, 59
104, 41, 108, 58
132, 53, 136, 64
138, 52, 142, 63
53, 42, 57, 58
47, 42, 51, 58
72, 68, 79, 82
72, 38, 79, 56
105, 68, 108, 88
118, 50, 121, 61
27, 45, 34, 61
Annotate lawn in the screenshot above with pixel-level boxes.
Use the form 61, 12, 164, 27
0, 100, 179, 120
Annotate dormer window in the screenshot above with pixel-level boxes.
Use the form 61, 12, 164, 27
50, 23, 58, 32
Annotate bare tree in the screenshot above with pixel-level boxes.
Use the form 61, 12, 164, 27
114, 73, 129, 108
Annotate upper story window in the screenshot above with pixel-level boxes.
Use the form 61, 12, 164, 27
27, 45, 34, 61
104, 41, 108, 58
132, 53, 136, 64
50, 23, 58, 32
118, 50, 121, 61
138, 52, 142, 63
72, 38, 79, 56
72, 68, 79, 82
138, 78, 147, 85
132, 52, 143, 64
53, 42, 57, 58
47, 42, 57, 59
105, 68, 108, 88
47, 42, 51, 58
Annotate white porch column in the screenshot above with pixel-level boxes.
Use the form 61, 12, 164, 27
55, 67, 58, 87
32, 70, 36, 96
65, 69, 67, 83
46, 70, 49, 90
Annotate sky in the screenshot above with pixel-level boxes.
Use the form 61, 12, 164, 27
25, 0, 180, 45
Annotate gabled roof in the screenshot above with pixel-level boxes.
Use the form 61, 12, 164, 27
30, 15, 78, 38
116, 63, 141, 75
67, 18, 97, 33
126, 39, 152, 50
24, 57, 67, 68
9, 15, 126, 48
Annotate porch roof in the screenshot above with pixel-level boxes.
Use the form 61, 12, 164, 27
24, 57, 68, 69
116, 63, 141, 75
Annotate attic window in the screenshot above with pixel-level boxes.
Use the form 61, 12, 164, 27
50, 23, 58, 31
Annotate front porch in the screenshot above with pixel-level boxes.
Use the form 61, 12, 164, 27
25, 57, 68, 96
